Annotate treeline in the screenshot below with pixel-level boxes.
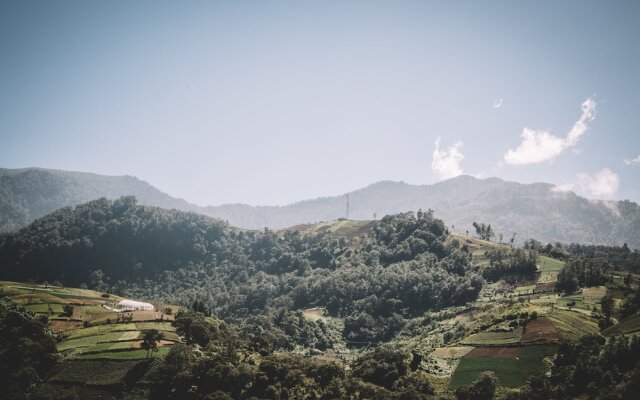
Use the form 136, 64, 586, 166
556, 257, 612, 293
482, 249, 537, 283
524, 239, 640, 273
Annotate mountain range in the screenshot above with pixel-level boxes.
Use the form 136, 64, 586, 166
1, 167, 639, 248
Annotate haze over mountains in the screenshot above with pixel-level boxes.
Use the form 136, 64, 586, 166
1, 167, 639, 248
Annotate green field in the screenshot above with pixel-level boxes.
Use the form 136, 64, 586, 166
538, 256, 565, 272
64, 323, 138, 339
135, 321, 177, 331
450, 345, 556, 388
536, 256, 565, 284
460, 328, 523, 346
25, 303, 65, 313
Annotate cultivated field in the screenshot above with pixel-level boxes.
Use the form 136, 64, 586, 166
449, 345, 556, 388
547, 309, 600, 340
0, 281, 180, 360
521, 317, 559, 343
460, 327, 523, 346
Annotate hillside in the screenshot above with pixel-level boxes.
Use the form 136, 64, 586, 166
0, 168, 198, 232
203, 176, 640, 249
2, 200, 640, 398
2, 168, 640, 248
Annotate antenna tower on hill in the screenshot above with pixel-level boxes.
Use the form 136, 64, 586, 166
346, 194, 350, 220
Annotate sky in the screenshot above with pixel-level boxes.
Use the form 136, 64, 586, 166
1, 1, 640, 206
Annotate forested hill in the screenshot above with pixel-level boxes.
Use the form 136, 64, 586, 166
0, 168, 198, 232
2, 167, 640, 248
0, 197, 481, 322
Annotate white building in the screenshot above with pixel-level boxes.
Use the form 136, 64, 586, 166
115, 299, 155, 311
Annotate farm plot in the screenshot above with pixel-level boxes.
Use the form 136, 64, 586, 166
57, 332, 131, 352
583, 287, 606, 301
135, 322, 177, 331
538, 256, 565, 273
521, 317, 559, 343
555, 292, 587, 309
547, 309, 599, 340
460, 327, 523, 346
449, 345, 556, 389
536, 256, 565, 286
64, 323, 138, 339
25, 303, 64, 313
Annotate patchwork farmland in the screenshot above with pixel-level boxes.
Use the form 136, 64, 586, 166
0, 281, 180, 360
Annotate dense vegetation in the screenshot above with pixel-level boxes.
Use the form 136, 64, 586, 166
0, 293, 58, 399
0, 198, 482, 345
526, 239, 640, 273
481, 249, 537, 283
556, 257, 612, 293
147, 312, 436, 400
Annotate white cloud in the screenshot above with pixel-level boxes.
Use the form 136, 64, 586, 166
432, 137, 464, 182
624, 154, 640, 165
504, 98, 596, 165
551, 183, 574, 193
577, 168, 619, 198
493, 99, 504, 108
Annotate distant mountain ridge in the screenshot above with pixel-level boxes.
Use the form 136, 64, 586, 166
1, 167, 639, 248
0, 168, 199, 232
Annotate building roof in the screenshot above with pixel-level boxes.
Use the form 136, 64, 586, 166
117, 299, 154, 309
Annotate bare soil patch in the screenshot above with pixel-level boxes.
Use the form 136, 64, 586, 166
431, 346, 474, 359
50, 320, 83, 330
302, 308, 325, 322
583, 287, 606, 301
521, 317, 559, 343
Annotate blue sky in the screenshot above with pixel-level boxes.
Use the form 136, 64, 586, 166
1, 1, 639, 205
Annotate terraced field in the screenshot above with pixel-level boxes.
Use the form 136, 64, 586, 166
547, 309, 600, 340
460, 327, 523, 346
0, 281, 180, 360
